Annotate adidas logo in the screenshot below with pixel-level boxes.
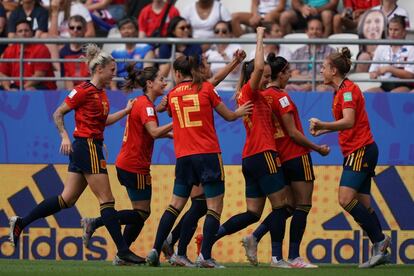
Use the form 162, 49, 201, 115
0, 165, 108, 260
0, 165, 81, 228
306, 166, 414, 264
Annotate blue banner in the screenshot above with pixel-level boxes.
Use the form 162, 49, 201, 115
0, 91, 413, 165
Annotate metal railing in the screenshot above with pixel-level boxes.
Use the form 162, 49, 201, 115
0, 37, 413, 91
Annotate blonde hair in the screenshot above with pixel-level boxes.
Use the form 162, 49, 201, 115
84, 44, 114, 74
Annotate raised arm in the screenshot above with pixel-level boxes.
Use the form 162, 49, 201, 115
249, 27, 265, 91
208, 49, 246, 86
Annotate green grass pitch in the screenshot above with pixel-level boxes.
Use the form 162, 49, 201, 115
0, 260, 412, 276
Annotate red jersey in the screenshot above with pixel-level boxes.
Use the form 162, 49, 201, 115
237, 81, 277, 158
344, 0, 380, 10
64, 82, 109, 140
167, 81, 221, 158
138, 3, 180, 37
263, 87, 309, 163
0, 43, 57, 90
333, 79, 374, 156
116, 95, 158, 174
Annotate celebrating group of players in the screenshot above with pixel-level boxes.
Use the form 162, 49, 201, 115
8, 27, 390, 269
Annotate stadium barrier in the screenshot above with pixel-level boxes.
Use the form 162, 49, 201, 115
0, 37, 414, 91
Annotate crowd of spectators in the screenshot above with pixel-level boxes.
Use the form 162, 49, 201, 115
0, 0, 412, 91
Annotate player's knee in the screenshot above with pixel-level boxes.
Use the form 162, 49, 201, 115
338, 195, 353, 209
59, 195, 74, 208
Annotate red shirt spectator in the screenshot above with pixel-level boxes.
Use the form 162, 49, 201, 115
138, 0, 180, 37
0, 20, 56, 90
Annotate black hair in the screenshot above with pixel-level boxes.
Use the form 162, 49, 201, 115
388, 15, 407, 29
213, 20, 232, 33
123, 65, 159, 92
117, 17, 138, 30
266, 53, 288, 80
15, 19, 32, 30
236, 59, 255, 92
167, 16, 187, 37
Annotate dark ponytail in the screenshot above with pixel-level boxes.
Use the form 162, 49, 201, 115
173, 55, 207, 91
236, 59, 255, 96
266, 53, 288, 80
122, 63, 158, 92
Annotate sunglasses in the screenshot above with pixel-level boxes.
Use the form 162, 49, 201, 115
214, 29, 228, 34
178, 25, 191, 31
69, 25, 83, 31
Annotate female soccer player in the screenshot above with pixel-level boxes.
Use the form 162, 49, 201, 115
212, 27, 288, 268
8, 44, 143, 264
146, 54, 252, 268
242, 54, 330, 268
163, 50, 248, 267
309, 47, 390, 268
80, 64, 173, 265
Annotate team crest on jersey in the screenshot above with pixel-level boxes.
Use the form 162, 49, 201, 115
68, 89, 78, 98
343, 92, 353, 102
279, 96, 290, 108
146, 107, 155, 116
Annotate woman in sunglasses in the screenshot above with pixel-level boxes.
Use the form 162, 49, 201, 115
159, 16, 202, 78
205, 20, 242, 90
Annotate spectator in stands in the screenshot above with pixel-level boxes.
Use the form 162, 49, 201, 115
158, 16, 202, 77
1, 1, 18, 15
138, 0, 180, 38
85, 0, 120, 35
7, 0, 49, 38
59, 15, 90, 90
231, 0, 288, 37
355, 9, 386, 72
367, 15, 414, 92
110, 17, 154, 90
372, 0, 410, 28
126, 0, 151, 18
0, 2, 6, 55
248, 22, 292, 60
48, 0, 95, 38
279, 0, 338, 37
0, 19, 56, 90
205, 20, 242, 89
287, 16, 335, 91
333, 0, 380, 34
181, 0, 231, 39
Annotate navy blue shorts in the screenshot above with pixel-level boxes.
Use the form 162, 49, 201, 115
340, 142, 378, 194
282, 153, 315, 184
68, 138, 107, 174
242, 151, 286, 198
116, 167, 152, 201
173, 153, 225, 199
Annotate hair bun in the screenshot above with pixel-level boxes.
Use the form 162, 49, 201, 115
341, 47, 352, 59
267, 52, 276, 63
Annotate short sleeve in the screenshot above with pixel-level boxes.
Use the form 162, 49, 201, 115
207, 83, 222, 108
340, 89, 358, 110
139, 102, 157, 125
277, 94, 295, 115
65, 88, 87, 109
